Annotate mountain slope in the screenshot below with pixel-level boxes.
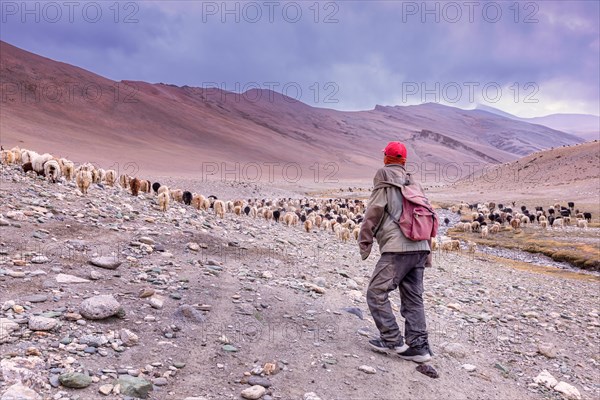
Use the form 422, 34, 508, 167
0, 41, 584, 180
476, 105, 599, 142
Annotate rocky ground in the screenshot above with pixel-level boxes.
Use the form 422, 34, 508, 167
1, 165, 599, 400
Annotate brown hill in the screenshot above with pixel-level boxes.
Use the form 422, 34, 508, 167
0, 41, 584, 181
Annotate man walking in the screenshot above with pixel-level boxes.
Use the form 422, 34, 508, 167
358, 141, 433, 363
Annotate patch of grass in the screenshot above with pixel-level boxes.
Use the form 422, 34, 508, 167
448, 227, 600, 271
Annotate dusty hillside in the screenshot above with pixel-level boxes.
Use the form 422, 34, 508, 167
1, 160, 600, 400
0, 41, 584, 180
428, 141, 600, 209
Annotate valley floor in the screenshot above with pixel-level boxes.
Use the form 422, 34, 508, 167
0, 166, 599, 400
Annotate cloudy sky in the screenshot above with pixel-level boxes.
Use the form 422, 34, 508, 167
1, 1, 598, 117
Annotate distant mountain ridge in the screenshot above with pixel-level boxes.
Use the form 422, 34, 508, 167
475, 105, 599, 141
0, 40, 585, 180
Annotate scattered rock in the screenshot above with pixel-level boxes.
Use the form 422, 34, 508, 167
247, 376, 272, 388
440, 342, 467, 359
304, 393, 322, 400
98, 384, 114, 396
120, 329, 139, 346
462, 364, 477, 372
241, 385, 266, 399
59, 372, 92, 388
56, 273, 90, 284
79, 294, 122, 320
1, 382, 41, 400
358, 365, 376, 374
31, 256, 49, 264
28, 316, 59, 331
89, 256, 122, 270
538, 342, 557, 358
553, 381, 581, 400
117, 375, 153, 399
534, 370, 558, 388
149, 295, 165, 309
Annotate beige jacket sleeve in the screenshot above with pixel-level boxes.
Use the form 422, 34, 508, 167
358, 169, 387, 260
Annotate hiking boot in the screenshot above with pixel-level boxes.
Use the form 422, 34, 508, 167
397, 343, 433, 363
368, 338, 409, 355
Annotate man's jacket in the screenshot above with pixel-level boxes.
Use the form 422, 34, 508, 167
358, 164, 430, 260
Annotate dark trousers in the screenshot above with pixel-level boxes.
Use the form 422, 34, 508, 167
366, 251, 429, 346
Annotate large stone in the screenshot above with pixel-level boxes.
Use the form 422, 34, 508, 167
1, 357, 46, 389
537, 342, 557, 358
89, 256, 122, 270
0, 318, 19, 344
120, 329, 139, 346
247, 376, 272, 388
56, 273, 90, 284
28, 316, 59, 331
553, 382, 581, 400
358, 365, 377, 374
117, 375, 153, 399
440, 342, 467, 359
59, 372, 92, 388
304, 393, 322, 400
79, 295, 121, 320
1, 382, 41, 400
534, 370, 558, 388
241, 385, 266, 400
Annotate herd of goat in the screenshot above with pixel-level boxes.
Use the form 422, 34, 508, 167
1, 146, 595, 251
0, 147, 364, 243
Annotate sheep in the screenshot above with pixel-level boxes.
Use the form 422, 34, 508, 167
227, 201, 235, 213
249, 206, 258, 218
171, 189, 183, 203
467, 241, 477, 253
471, 221, 480, 232
182, 191, 192, 206
462, 222, 472, 233
553, 218, 564, 228
21, 149, 38, 164
22, 162, 34, 174
234, 205, 242, 215
60, 159, 75, 181
430, 237, 438, 251
353, 226, 360, 240
577, 219, 588, 229
152, 182, 161, 194
510, 219, 520, 229
583, 212, 592, 222
139, 180, 151, 193
284, 212, 295, 226
441, 240, 460, 251
157, 186, 169, 196
119, 174, 131, 189
213, 200, 226, 218
10, 147, 22, 163
481, 226, 489, 238
101, 169, 116, 186
490, 224, 500, 234
304, 219, 313, 233
158, 191, 170, 212
76, 170, 92, 195
43, 159, 61, 183
322, 219, 331, 231
32, 153, 53, 175
0, 150, 15, 164
91, 168, 102, 184
341, 227, 350, 242
273, 210, 281, 223
191, 193, 204, 210
563, 216, 571, 226
263, 209, 273, 221
130, 178, 141, 196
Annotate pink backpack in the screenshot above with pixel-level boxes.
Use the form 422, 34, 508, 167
383, 180, 439, 241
